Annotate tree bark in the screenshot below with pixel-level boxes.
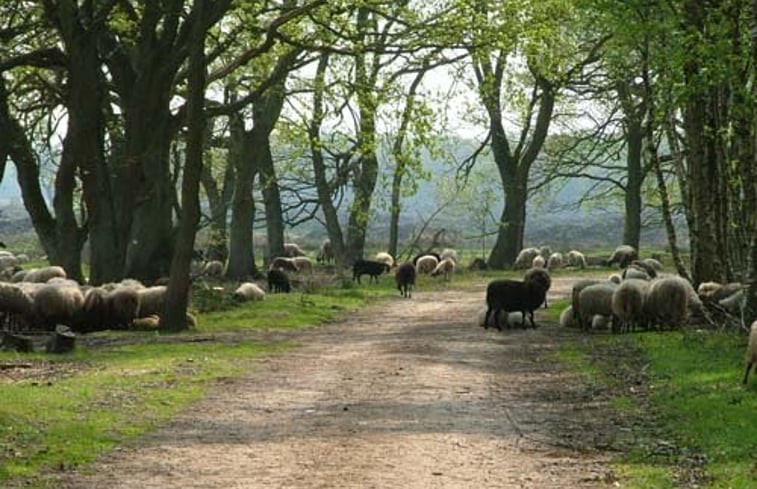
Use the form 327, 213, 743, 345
226, 114, 257, 279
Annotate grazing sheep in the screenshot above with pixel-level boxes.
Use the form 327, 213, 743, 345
483, 272, 550, 330
567, 250, 587, 269
532, 255, 546, 268
267, 269, 291, 293
571, 279, 601, 328
395, 262, 416, 298
560, 305, 578, 328
283, 242, 306, 258
352, 259, 390, 284
0, 282, 35, 329
316, 239, 334, 264
640, 258, 663, 272
440, 248, 458, 263
612, 279, 651, 333
608, 273, 622, 284
644, 276, 690, 329
412, 252, 441, 266
33, 284, 84, 330
233, 282, 266, 302
23, 266, 67, 283
203, 260, 224, 278
107, 286, 140, 328
119, 278, 145, 290
15, 253, 29, 263
132, 315, 160, 331
430, 258, 456, 280
468, 257, 488, 271
628, 260, 657, 278
269, 256, 299, 273
578, 283, 618, 331
374, 252, 395, 268
136, 286, 167, 318
607, 245, 638, 268
547, 252, 564, 270
743, 320, 757, 384
415, 255, 439, 274
697, 281, 723, 300
592, 315, 611, 330
622, 266, 650, 281
539, 246, 552, 261
513, 247, 540, 269
292, 256, 314, 274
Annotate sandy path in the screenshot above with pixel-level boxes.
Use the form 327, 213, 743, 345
57, 278, 615, 488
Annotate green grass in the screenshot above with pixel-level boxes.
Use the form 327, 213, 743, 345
561, 330, 757, 488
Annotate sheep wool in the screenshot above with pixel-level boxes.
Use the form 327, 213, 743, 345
234, 282, 266, 302
743, 320, 757, 384
645, 276, 690, 329
132, 315, 160, 331
108, 286, 140, 327
283, 242, 306, 257
430, 258, 455, 280
33, 284, 84, 329
532, 255, 546, 269
24, 266, 67, 283
567, 250, 587, 269
440, 248, 458, 264
547, 252, 564, 270
395, 262, 416, 298
203, 260, 224, 277
416, 255, 439, 274
374, 252, 395, 268
559, 306, 577, 328
292, 256, 314, 274
577, 282, 618, 330
137, 286, 167, 318
612, 278, 651, 333
514, 247, 540, 269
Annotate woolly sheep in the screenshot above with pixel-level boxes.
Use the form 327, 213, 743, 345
269, 257, 299, 273
0, 282, 35, 328
628, 260, 657, 278
46, 277, 80, 287
440, 248, 458, 263
415, 255, 439, 274
532, 255, 546, 268
374, 251, 395, 268
10, 269, 27, 282
539, 246, 552, 261
430, 258, 456, 280
570, 279, 601, 328
612, 279, 651, 333
33, 284, 84, 330
119, 278, 145, 290
608, 273, 622, 284
607, 245, 638, 268
107, 286, 140, 327
203, 260, 224, 277
591, 315, 610, 330
136, 286, 167, 318
132, 315, 160, 331
622, 267, 650, 281
743, 320, 757, 384
513, 247, 540, 269
283, 242, 306, 257
566, 250, 587, 269
709, 282, 744, 302
476, 307, 524, 329
395, 262, 416, 298
577, 283, 618, 331
644, 276, 690, 329
719, 289, 745, 316
23, 266, 67, 283
316, 239, 334, 264
697, 281, 723, 300
547, 252, 564, 270
15, 253, 29, 263
560, 305, 578, 328
292, 256, 314, 274
0, 250, 13, 257
0, 255, 18, 270
233, 282, 266, 302
640, 258, 663, 272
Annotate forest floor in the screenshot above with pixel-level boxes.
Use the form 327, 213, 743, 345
50, 277, 626, 488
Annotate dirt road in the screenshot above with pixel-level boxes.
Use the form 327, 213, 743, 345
58, 278, 617, 488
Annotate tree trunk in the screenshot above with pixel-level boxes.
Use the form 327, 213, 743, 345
623, 117, 643, 251
226, 114, 257, 279
161, 0, 208, 332
257, 138, 285, 262
488, 174, 527, 269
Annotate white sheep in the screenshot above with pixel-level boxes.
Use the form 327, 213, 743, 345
641, 258, 663, 272
612, 278, 651, 333
233, 282, 266, 302
608, 273, 622, 285
591, 315, 610, 330
644, 276, 690, 329
316, 239, 333, 264
566, 250, 587, 269
10, 269, 27, 282
476, 307, 523, 329
440, 248, 458, 263
107, 286, 140, 327
283, 242, 306, 257
0, 255, 18, 270
132, 315, 160, 331
743, 320, 757, 384
622, 266, 650, 281
136, 286, 167, 318
532, 255, 546, 268
559, 305, 578, 328
374, 251, 395, 268
33, 283, 84, 329
0, 282, 35, 328
697, 281, 723, 300
547, 252, 564, 270
23, 266, 67, 283
430, 257, 456, 280
539, 246, 552, 261
578, 282, 618, 331
607, 245, 638, 268
416, 255, 439, 274
514, 247, 540, 269
202, 260, 224, 277
292, 256, 314, 274
269, 257, 299, 273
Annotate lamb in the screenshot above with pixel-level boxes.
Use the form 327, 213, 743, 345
644, 276, 690, 329
267, 269, 291, 293
559, 305, 578, 328
132, 315, 160, 331
483, 272, 550, 330
292, 256, 314, 274
532, 255, 546, 268
547, 252, 564, 270
23, 266, 67, 283
415, 255, 439, 274
577, 283, 618, 331
571, 279, 601, 328
566, 250, 587, 269
523, 267, 551, 307
233, 282, 266, 302
283, 242, 306, 257
440, 248, 458, 263
136, 286, 167, 318
374, 252, 395, 268
395, 262, 416, 298
202, 260, 224, 278
430, 258, 456, 280
476, 307, 524, 329
612, 278, 651, 333
269, 256, 299, 273
607, 245, 638, 268
107, 286, 140, 328
513, 247, 540, 269
316, 239, 334, 264
352, 259, 390, 283
33, 283, 84, 330
743, 320, 757, 384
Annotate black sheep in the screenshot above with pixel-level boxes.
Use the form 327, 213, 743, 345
352, 259, 390, 284
484, 277, 549, 330
267, 269, 291, 293
395, 262, 416, 298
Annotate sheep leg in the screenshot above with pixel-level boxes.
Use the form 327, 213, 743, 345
483, 307, 492, 329
744, 362, 753, 385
